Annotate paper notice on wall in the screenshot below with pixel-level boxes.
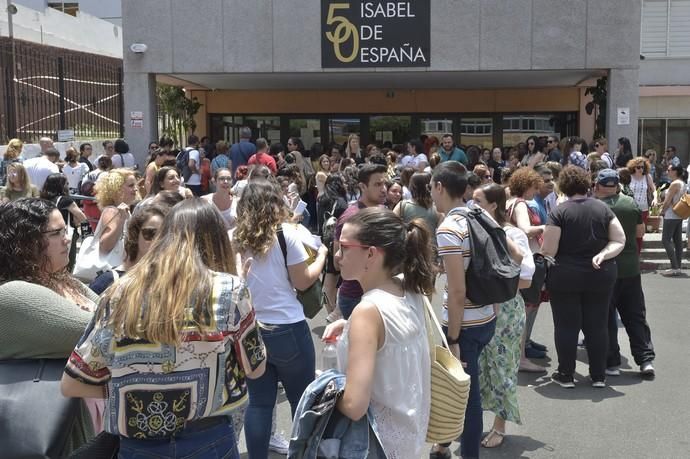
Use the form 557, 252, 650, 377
130, 111, 143, 120
617, 108, 630, 125
130, 120, 143, 128
382, 131, 393, 143
267, 130, 281, 142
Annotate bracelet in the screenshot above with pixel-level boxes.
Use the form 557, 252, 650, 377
445, 334, 460, 345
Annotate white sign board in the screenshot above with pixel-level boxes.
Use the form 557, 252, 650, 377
130, 111, 144, 120
130, 119, 143, 128
57, 129, 74, 142
617, 107, 630, 126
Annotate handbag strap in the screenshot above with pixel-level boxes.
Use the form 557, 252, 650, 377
422, 297, 449, 352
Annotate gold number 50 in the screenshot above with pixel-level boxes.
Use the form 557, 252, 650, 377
325, 3, 359, 63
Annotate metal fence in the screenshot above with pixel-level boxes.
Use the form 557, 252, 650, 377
0, 37, 123, 144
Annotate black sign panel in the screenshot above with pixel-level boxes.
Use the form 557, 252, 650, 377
321, 1, 431, 68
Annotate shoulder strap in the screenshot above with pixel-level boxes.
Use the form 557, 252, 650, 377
276, 226, 288, 268
330, 200, 338, 217
110, 268, 120, 282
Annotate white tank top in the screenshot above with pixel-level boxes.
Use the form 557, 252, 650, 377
336, 288, 430, 459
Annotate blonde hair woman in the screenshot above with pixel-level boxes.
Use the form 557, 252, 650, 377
94, 168, 138, 258
1, 138, 23, 186
62, 199, 266, 457
345, 133, 364, 165
0, 163, 38, 203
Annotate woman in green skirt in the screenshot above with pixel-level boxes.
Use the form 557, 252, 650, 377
472, 183, 535, 448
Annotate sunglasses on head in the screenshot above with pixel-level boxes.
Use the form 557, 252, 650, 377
594, 143, 600, 147
141, 228, 158, 241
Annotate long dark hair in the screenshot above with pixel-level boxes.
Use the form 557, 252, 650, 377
478, 183, 508, 226
150, 166, 178, 196
618, 137, 633, 157
409, 172, 433, 209
346, 207, 435, 295
669, 164, 689, 183
40, 173, 69, 200
0, 198, 86, 294
123, 203, 169, 263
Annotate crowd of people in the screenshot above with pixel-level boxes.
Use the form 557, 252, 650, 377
0, 129, 688, 458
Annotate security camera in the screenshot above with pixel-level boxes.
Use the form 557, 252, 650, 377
130, 43, 148, 54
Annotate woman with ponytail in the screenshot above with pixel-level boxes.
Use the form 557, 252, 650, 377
322, 207, 434, 459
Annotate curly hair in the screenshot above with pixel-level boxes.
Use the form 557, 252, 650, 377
0, 198, 86, 294
558, 165, 591, 197
4, 138, 23, 160
626, 157, 650, 175
95, 168, 136, 209
508, 167, 543, 197
233, 180, 291, 256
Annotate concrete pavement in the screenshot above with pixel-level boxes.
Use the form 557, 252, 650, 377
239, 270, 689, 458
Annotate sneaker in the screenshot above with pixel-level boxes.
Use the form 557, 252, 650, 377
640, 361, 655, 377
605, 366, 621, 376
269, 432, 289, 455
528, 339, 548, 352
326, 309, 342, 323
551, 372, 575, 388
525, 345, 546, 359
660, 269, 682, 277
591, 380, 606, 388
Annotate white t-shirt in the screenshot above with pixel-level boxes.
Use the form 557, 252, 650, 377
400, 155, 414, 168
230, 223, 309, 324
63, 162, 90, 190
413, 153, 429, 168
23, 156, 59, 191
504, 226, 535, 280
186, 149, 201, 185
111, 152, 137, 169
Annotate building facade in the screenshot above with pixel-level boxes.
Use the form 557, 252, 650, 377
121, 0, 642, 164
639, 0, 690, 165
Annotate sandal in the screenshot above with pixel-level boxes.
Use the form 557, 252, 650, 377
481, 429, 505, 448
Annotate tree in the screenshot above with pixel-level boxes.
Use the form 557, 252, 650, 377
157, 84, 202, 147
585, 76, 607, 140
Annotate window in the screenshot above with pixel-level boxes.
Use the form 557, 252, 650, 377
641, 0, 690, 57
48, 2, 80, 16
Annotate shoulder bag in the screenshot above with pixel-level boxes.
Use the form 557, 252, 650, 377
73, 209, 126, 282
0, 359, 85, 458
422, 297, 470, 444
56, 196, 75, 240
672, 192, 690, 219
276, 227, 323, 319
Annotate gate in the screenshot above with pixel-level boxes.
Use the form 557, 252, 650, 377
0, 37, 123, 144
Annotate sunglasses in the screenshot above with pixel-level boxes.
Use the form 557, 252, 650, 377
339, 241, 373, 251
483, 175, 491, 180
635, 166, 644, 170
141, 228, 158, 241
666, 150, 673, 153
594, 143, 601, 147
547, 140, 554, 144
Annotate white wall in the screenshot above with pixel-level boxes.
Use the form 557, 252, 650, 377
0, 0, 122, 58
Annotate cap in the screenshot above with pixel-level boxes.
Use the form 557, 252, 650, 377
596, 168, 619, 187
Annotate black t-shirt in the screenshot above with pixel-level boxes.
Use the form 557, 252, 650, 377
547, 198, 615, 271
89, 269, 126, 295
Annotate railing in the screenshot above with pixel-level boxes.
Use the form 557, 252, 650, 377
0, 37, 123, 144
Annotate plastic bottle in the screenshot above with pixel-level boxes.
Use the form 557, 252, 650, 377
321, 336, 339, 371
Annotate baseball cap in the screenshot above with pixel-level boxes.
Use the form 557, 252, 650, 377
596, 168, 619, 187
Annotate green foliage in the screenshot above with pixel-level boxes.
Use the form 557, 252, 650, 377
585, 76, 607, 140
157, 84, 202, 147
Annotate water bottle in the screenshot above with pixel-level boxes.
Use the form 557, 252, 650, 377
321, 336, 339, 371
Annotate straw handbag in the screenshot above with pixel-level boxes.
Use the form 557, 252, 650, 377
423, 298, 471, 444
672, 193, 690, 219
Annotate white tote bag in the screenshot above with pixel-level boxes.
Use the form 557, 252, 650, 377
73, 208, 125, 282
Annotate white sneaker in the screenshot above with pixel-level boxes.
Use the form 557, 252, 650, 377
640, 362, 655, 377
326, 309, 342, 323
605, 366, 620, 376
269, 432, 289, 455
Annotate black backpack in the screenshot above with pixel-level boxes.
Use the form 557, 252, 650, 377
176, 147, 193, 181
452, 207, 520, 305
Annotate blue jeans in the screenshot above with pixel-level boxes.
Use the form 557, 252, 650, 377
442, 320, 496, 459
337, 292, 361, 320
118, 418, 239, 459
245, 320, 315, 459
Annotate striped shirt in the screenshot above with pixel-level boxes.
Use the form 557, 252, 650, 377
436, 207, 496, 328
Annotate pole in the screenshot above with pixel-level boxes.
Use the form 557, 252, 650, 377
57, 57, 66, 130
7, 1, 18, 139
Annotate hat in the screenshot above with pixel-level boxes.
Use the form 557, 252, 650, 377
596, 168, 619, 187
